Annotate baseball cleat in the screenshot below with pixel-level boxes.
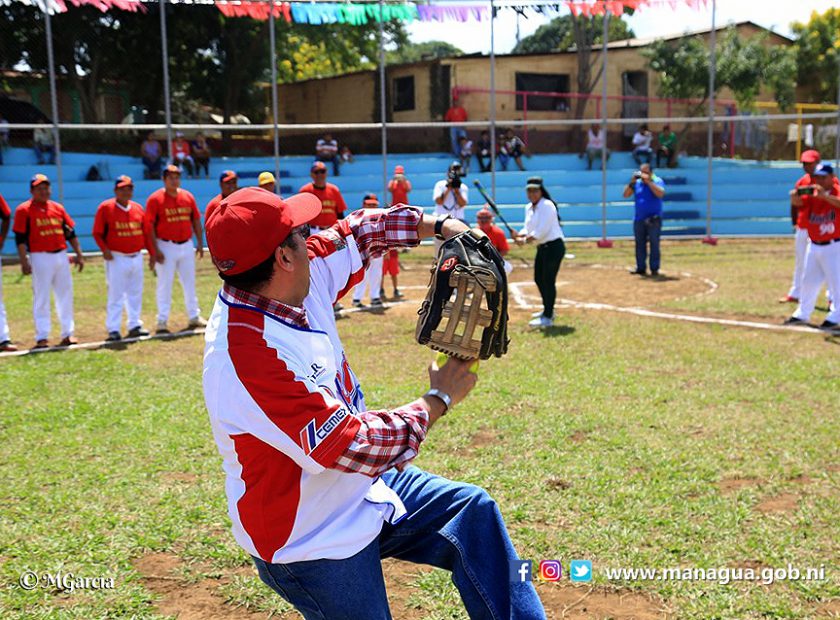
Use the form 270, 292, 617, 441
782, 317, 808, 326
629, 268, 646, 275
392, 289, 404, 299
156, 321, 170, 335
528, 315, 554, 328
352, 300, 366, 309
818, 320, 839, 331
370, 298, 384, 307
105, 331, 122, 342
33, 340, 49, 349
188, 316, 208, 329
0, 340, 19, 352
59, 336, 79, 347
127, 326, 150, 338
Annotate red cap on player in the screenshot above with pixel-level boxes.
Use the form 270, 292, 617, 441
206, 187, 321, 276
114, 175, 133, 189
394, 165, 405, 175
800, 150, 821, 164
30, 173, 50, 188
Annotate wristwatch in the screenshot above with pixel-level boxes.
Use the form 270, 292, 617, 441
434, 215, 452, 240
424, 389, 452, 413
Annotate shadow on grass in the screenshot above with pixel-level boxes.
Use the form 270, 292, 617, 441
540, 325, 576, 338
650, 274, 681, 283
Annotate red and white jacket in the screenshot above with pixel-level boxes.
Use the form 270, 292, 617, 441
203, 206, 425, 564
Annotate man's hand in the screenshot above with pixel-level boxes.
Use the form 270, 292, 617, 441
514, 234, 528, 246
21, 258, 31, 276
196, 246, 204, 259
103, 248, 114, 261
73, 254, 84, 272
428, 357, 478, 411
641, 172, 652, 183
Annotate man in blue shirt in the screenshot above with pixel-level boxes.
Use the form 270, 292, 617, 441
623, 163, 666, 276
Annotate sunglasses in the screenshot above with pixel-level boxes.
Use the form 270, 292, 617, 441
292, 224, 311, 239
312, 170, 327, 175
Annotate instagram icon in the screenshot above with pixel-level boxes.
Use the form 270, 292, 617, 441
540, 560, 562, 582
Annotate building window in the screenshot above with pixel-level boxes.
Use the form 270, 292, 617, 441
515, 73, 570, 112
393, 76, 415, 112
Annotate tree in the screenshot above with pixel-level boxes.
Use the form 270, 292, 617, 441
511, 14, 633, 55
386, 40, 463, 65
645, 27, 797, 112
791, 8, 840, 103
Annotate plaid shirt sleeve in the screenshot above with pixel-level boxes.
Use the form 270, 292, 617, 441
344, 204, 422, 267
332, 401, 430, 477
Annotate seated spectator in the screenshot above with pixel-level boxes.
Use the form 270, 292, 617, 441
657, 125, 678, 168
0, 113, 8, 165
632, 124, 653, 166
583, 123, 609, 170
458, 135, 473, 175
498, 128, 529, 172
140, 132, 162, 179
477, 130, 492, 173
339, 145, 354, 164
33, 127, 55, 165
316, 132, 340, 177
171, 132, 195, 177
258, 171, 276, 194
192, 132, 211, 178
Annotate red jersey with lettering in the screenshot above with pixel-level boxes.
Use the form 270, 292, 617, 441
93, 199, 148, 254
13, 199, 74, 253
479, 223, 510, 255
298, 183, 348, 229
800, 186, 840, 243
144, 188, 199, 243
0, 193, 10, 220
795, 174, 840, 229
205, 193, 223, 224
388, 179, 412, 206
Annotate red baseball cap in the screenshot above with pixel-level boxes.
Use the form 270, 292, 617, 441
163, 164, 182, 177
362, 192, 379, 207
206, 187, 321, 276
30, 173, 50, 188
115, 175, 133, 189
801, 150, 821, 164
219, 170, 238, 183
394, 165, 405, 175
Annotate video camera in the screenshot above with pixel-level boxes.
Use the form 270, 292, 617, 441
447, 165, 464, 189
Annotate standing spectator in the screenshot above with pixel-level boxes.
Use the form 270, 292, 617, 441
498, 128, 529, 172
298, 161, 347, 233
458, 135, 473, 175
144, 165, 206, 334
315, 132, 341, 177
171, 132, 195, 177
632, 124, 654, 166
384, 165, 411, 300
352, 193, 385, 309
205, 170, 239, 222
623, 163, 666, 277
33, 127, 55, 165
192, 132, 211, 178
13, 174, 84, 348
388, 164, 412, 206
0, 192, 16, 351
476, 130, 492, 173
0, 114, 9, 166
92, 175, 150, 342
583, 123, 609, 170
258, 171, 276, 194
433, 161, 469, 232
515, 178, 565, 328
141, 131, 163, 179
444, 95, 468, 157
656, 125, 678, 168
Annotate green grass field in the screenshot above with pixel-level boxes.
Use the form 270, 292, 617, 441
1, 239, 838, 619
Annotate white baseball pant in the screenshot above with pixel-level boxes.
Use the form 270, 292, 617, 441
105, 252, 144, 333
792, 240, 840, 324
154, 239, 200, 324
30, 250, 74, 341
787, 227, 809, 299
352, 255, 384, 302
0, 256, 11, 343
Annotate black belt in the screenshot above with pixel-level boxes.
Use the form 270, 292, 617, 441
812, 238, 840, 246
159, 238, 190, 245
46, 248, 66, 254
538, 238, 565, 248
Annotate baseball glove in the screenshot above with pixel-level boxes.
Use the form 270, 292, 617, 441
416, 230, 509, 360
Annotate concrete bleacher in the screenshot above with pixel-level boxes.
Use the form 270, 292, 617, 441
0, 146, 803, 254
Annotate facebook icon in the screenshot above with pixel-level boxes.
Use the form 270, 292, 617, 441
509, 560, 533, 583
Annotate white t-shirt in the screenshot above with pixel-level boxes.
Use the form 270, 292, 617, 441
587, 129, 604, 150
632, 131, 652, 151
520, 197, 563, 245
432, 179, 469, 220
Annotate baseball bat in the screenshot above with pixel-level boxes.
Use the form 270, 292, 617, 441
473, 180, 518, 239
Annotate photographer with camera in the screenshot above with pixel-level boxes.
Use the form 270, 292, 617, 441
433, 162, 469, 247
623, 163, 666, 277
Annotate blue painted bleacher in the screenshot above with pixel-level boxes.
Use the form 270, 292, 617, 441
0, 147, 804, 253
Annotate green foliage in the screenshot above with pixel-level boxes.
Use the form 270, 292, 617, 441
791, 8, 840, 103
386, 40, 464, 65
645, 27, 797, 111
511, 15, 633, 54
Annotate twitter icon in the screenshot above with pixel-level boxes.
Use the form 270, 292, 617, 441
569, 560, 592, 583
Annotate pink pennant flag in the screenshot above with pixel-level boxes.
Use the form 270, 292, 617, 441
579, 2, 591, 17
567, 1, 579, 16
590, 1, 604, 16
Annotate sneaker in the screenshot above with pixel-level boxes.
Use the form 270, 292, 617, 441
188, 316, 208, 329
0, 340, 19, 352
783, 317, 807, 326
379, 288, 387, 299
778, 295, 799, 303
629, 268, 646, 276
528, 315, 554, 328
819, 320, 839, 331
127, 326, 151, 338
33, 339, 49, 349
651, 270, 660, 277
393, 289, 404, 299
156, 321, 170, 335
370, 298, 384, 307
105, 331, 122, 342
333, 302, 343, 313
352, 300, 366, 309
59, 336, 79, 347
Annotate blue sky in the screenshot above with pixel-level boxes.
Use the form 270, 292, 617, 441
406, 0, 840, 54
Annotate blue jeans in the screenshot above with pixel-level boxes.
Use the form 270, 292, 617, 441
634, 216, 662, 273
450, 127, 467, 157
252, 466, 546, 620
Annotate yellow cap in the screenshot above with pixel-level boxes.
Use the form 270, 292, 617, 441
258, 172, 276, 186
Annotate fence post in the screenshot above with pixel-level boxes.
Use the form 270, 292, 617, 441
596, 11, 612, 248
490, 0, 497, 199
379, 0, 388, 205
835, 57, 840, 168
44, 7, 63, 204
269, 1, 281, 189
159, 0, 173, 162
702, 0, 718, 246
522, 94, 528, 147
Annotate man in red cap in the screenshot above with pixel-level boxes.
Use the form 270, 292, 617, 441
144, 164, 206, 334
384, 165, 412, 299
203, 188, 545, 619
298, 161, 347, 233
205, 170, 239, 223
476, 206, 510, 257
13, 174, 84, 348
93, 175, 151, 341
782, 149, 837, 305
0, 191, 17, 351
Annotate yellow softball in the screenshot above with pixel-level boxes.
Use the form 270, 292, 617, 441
436, 352, 480, 374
